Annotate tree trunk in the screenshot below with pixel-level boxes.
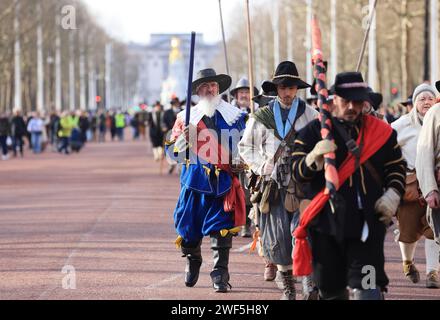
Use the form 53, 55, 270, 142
401, 0, 409, 100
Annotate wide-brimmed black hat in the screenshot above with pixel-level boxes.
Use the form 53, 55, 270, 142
262, 61, 311, 93
333, 72, 369, 102
230, 77, 258, 97
367, 88, 383, 110
436, 80, 440, 93
328, 84, 335, 95
400, 95, 413, 107
252, 80, 276, 107
191, 68, 232, 95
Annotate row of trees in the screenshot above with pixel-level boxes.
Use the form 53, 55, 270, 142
0, 0, 140, 114
216, 0, 439, 104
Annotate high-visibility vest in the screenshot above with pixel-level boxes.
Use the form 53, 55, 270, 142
58, 117, 73, 138
115, 114, 125, 128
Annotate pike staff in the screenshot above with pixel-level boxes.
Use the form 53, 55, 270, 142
245, 0, 255, 114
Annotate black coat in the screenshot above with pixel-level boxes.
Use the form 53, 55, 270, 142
162, 109, 178, 132
147, 111, 164, 147
292, 117, 406, 240
11, 116, 26, 136
0, 117, 10, 136
79, 116, 90, 132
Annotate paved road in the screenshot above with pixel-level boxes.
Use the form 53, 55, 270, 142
0, 138, 438, 300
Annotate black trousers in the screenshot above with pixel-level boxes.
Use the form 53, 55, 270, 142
309, 224, 389, 295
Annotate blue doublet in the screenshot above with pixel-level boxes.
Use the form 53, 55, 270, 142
169, 109, 246, 244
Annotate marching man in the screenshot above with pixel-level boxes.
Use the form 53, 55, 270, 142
165, 68, 247, 293
239, 61, 318, 300
292, 72, 406, 300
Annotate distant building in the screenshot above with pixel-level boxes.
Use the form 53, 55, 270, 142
127, 34, 220, 106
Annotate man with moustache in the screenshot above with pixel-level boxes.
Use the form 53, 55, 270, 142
165, 69, 247, 293
230, 77, 259, 114
239, 61, 318, 300
291, 72, 406, 300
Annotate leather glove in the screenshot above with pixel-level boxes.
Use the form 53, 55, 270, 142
305, 140, 337, 170
426, 190, 440, 209
231, 163, 248, 174
174, 124, 195, 152
375, 188, 401, 226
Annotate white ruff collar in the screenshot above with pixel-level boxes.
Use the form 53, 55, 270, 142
177, 99, 245, 126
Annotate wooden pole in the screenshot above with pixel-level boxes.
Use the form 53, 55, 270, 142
218, 0, 231, 102
245, 0, 255, 114
356, 0, 378, 72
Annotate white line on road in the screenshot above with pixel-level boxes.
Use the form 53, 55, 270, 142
145, 242, 251, 290
232, 242, 252, 253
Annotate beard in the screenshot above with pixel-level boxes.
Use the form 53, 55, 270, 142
199, 95, 221, 117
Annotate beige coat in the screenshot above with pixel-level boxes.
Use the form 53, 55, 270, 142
416, 103, 440, 197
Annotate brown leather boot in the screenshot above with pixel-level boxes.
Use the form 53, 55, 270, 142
264, 261, 277, 281
403, 260, 420, 284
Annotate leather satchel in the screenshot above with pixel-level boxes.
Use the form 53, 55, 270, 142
403, 171, 420, 202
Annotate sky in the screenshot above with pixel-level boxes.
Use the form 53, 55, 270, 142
82, 0, 243, 44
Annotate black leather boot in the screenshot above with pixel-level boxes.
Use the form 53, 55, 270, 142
352, 288, 384, 300
319, 289, 349, 300
210, 233, 232, 293
181, 242, 202, 288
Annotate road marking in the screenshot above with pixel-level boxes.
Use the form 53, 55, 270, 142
233, 242, 252, 253
38, 185, 124, 300
146, 262, 213, 290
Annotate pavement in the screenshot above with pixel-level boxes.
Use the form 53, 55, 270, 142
0, 137, 438, 300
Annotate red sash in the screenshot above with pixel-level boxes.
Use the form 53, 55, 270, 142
293, 115, 393, 276
191, 120, 246, 227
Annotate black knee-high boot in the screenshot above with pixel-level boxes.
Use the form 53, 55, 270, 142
181, 241, 202, 287
210, 233, 232, 293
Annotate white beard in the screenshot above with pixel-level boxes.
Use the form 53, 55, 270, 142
199, 95, 221, 117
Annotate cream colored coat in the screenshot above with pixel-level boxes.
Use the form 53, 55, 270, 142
391, 106, 422, 170
238, 103, 318, 183
416, 103, 440, 197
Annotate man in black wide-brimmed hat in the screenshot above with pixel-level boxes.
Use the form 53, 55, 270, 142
239, 61, 319, 300
292, 71, 406, 300
165, 68, 248, 293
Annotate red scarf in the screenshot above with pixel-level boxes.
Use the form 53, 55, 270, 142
293, 115, 393, 276
191, 120, 246, 227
